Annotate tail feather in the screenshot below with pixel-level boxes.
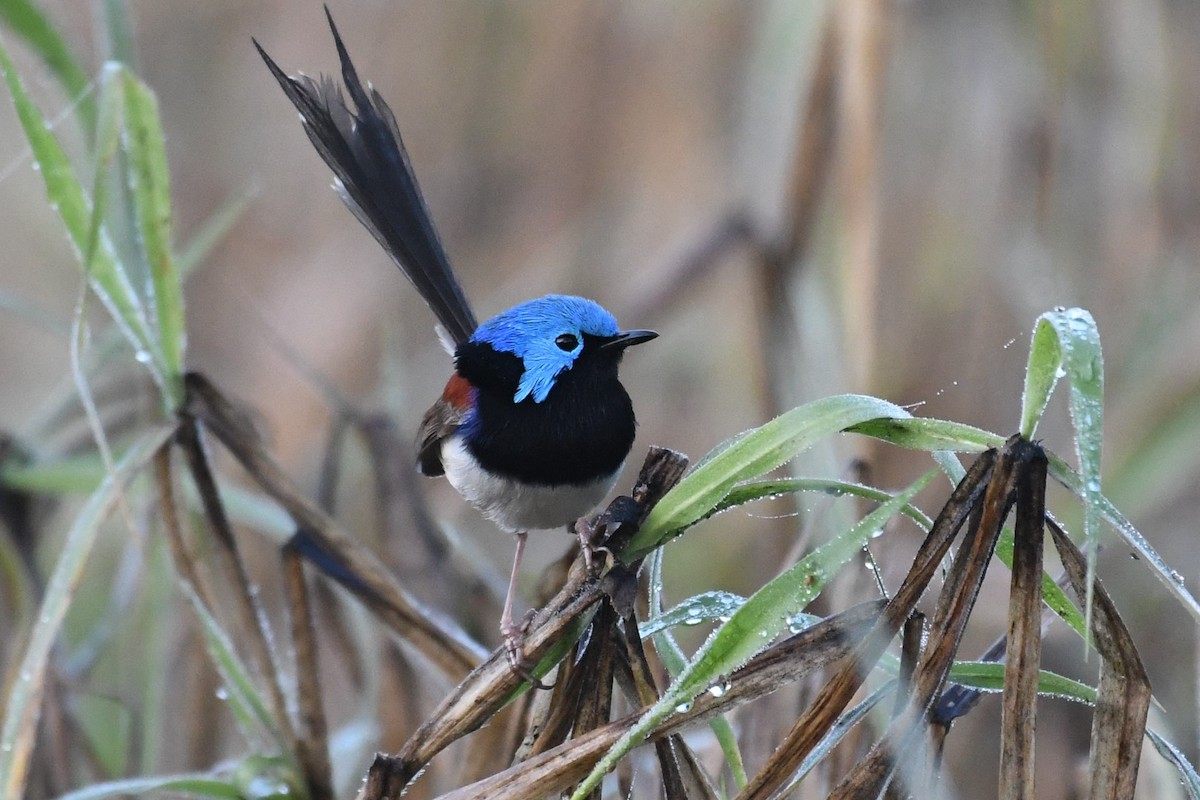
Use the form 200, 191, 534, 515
254, 8, 478, 346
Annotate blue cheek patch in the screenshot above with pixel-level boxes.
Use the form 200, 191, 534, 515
514, 350, 572, 403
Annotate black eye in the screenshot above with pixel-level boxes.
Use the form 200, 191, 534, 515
555, 333, 579, 351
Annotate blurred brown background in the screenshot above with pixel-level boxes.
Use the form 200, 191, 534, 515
2, 2, 1199, 798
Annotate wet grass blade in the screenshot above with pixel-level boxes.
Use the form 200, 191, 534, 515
626, 394, 911, 560
640, 591, 747, 638
1046, 450, 1200, 625
944, 661, 1095, 702
121, 70, 184, 407
181, 583, 288, 753
1146, 728, 1200, 800
846, 416, 1003, 452
1022, 308, 1105, 603
0, 42, 164, 385
709, 477, 935, 529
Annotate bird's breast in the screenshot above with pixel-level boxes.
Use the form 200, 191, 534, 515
460, 372, 637, 487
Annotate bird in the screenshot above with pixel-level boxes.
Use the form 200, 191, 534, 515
254, 10, 656, 666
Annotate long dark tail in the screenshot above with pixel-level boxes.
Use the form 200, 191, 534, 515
254, 8, 478, 346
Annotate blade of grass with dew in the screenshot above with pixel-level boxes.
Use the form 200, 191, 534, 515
573, 471, 934, 800
707, 477, 935, 529
624, 394, 912, 561
0, 0, 95, 132
0, 43, 165, 385
1023, 308, 1105, 611
0, 424, 172, 799
180, 584, 288, 754
1019, 314, 1064, 439
640, 590, 747, 639
1045, 450, 1200, 624
121, 70, 184, 408
1147, 728, 1200, 800
846, 416, 1003, 452
53, 773, 242, 800
946, 661, 1096, 703
646, 551, 748, 789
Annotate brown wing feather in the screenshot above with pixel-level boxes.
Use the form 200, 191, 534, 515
416, 374, 473, 476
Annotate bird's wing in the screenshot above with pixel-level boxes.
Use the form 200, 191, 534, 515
254, 9, 478, 346
416, 373, 474, 476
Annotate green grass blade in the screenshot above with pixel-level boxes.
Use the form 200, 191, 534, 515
625, 394, 912, 560
0, 0, 95, 132
709, 477, 935, 529
846, 417, 1003, 452
946, 661, 1096, 703
0, 42, 165, 386
1146, 728, 1200, 800
1026, 309, 1106, 603
180, 585, 287, 752
573, 471, 934, 800
1020, 316, 1064, 439
121, 70, 184, 407
0, 424, 173, 798
1046, 451, 1200, 624
640, 591, 747, 638
645, 556, 748, 788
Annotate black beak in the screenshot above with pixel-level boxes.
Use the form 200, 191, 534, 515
600, 329, 658, 351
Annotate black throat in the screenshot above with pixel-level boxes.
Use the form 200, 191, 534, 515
454, 339, 637, 486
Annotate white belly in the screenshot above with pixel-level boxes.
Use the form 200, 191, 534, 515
440, 436, 619, 532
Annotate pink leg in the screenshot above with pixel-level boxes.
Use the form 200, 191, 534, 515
498, 532, 554, 689
500, 531, 528, 659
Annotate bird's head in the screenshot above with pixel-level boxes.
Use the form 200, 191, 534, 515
461, 294, 656, 404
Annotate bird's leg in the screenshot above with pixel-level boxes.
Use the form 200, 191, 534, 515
499, 531, 538, 669
500, 530, 528, 648
498, 533, 552, 689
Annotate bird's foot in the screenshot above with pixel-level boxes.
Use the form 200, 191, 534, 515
573, 517, 609, 575
501, 610, 551, 690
